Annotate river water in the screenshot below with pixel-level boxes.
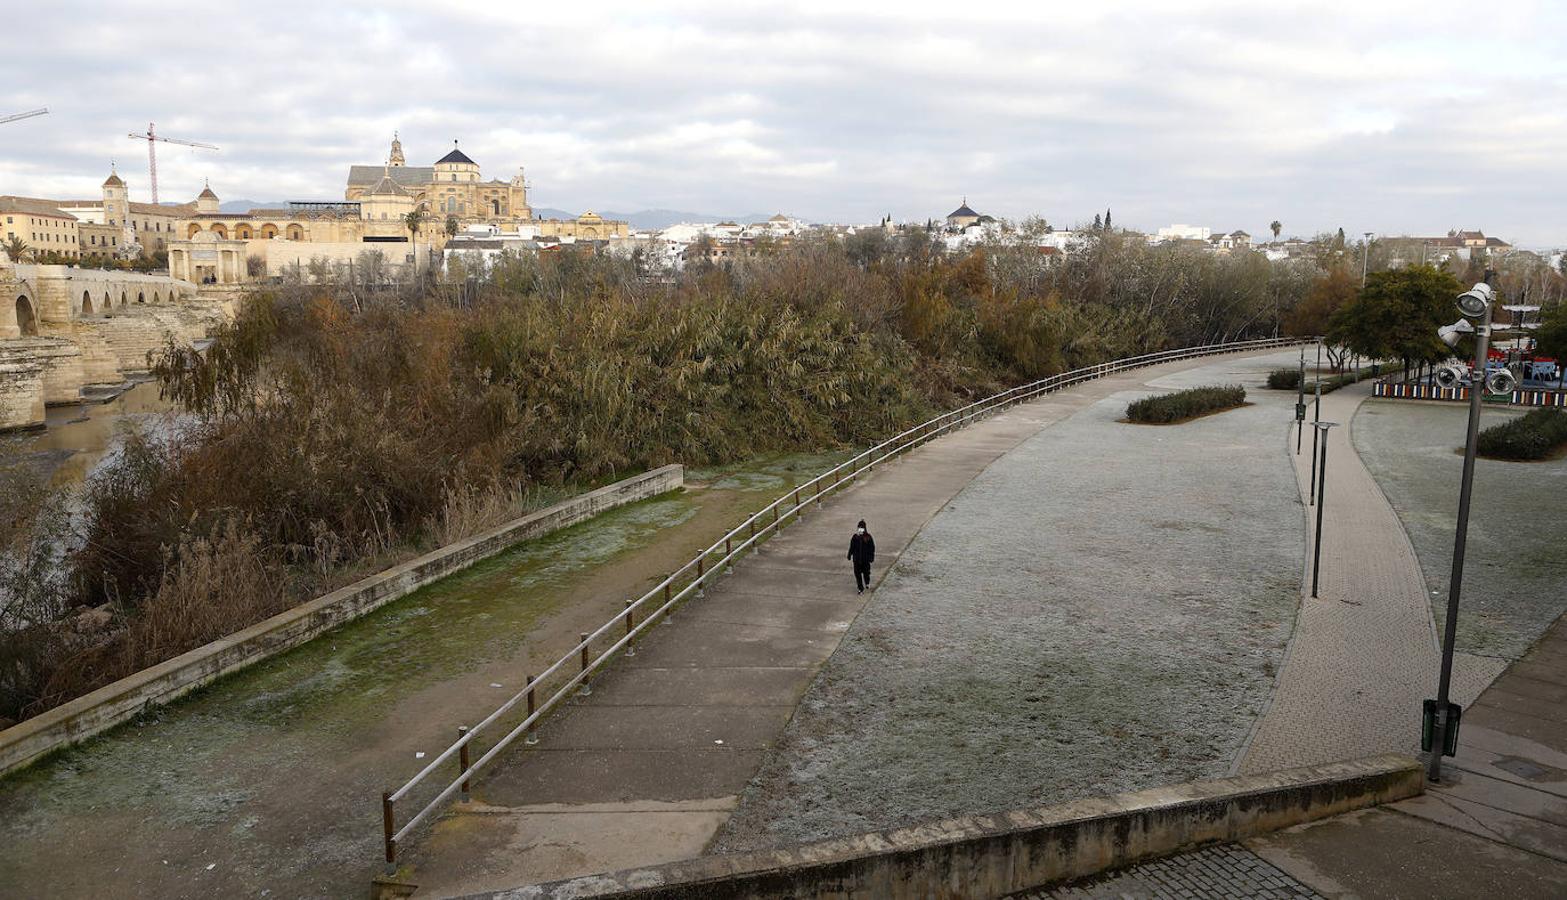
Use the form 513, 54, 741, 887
1, 381, 178, 487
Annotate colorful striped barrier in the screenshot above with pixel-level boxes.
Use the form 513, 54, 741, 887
1374, 380, 1566, 408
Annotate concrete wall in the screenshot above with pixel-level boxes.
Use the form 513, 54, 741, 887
470, 755, 1422, 900
0, 346, 45, 431
0, 465, 683, 777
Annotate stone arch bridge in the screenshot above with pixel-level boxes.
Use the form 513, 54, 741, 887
1, 262, 238, 431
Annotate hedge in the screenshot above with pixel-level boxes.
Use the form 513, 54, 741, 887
1477, 408, 1567, 461
1267, 368, 1302, 390
1127, 385, 1247, 424
1268, 367, 1376, 394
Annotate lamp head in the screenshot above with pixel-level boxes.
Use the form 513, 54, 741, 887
1456, 282, 1493, 318
1438, 318, 1475, 347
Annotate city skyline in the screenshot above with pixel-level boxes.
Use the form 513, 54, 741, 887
4, 1, 1566, 245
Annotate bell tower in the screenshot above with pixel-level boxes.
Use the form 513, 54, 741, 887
389, 132, 405, 168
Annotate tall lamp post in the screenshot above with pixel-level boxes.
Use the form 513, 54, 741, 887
1361, 232, 1374, 287
1426, 276, 1496, 782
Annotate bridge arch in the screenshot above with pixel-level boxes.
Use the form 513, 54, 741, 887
103, 291, 112, 315
152, 291, 162, 304
120, 291, 128, 308
137, 291, 145, 304
15, 295, 38, 336
81, 291, 95, 316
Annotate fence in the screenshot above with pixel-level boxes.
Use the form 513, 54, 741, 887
1373, 379, 1567, 407
377, 335, 1313, 868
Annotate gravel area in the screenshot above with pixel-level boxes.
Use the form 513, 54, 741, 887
714, 352, 1307, 851
1353, 400, 1567, 660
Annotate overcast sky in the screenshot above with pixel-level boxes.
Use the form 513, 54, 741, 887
4, 1, 1564, 245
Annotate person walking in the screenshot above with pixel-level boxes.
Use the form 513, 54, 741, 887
847, 519, 876, 594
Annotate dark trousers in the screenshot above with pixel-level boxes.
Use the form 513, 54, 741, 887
854, 563, 872, 591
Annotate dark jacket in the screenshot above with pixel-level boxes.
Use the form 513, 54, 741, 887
847, 532, 876, 567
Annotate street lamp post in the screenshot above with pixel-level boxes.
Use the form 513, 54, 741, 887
1362, 232, 1374, 287
1296, 347, 1306, 455
1427, 277, 1496, 782
1310, 421, 1339, 599
1308, 380, 1323, 504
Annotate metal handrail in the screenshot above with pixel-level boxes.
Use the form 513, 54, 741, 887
377, 335, 1313, 865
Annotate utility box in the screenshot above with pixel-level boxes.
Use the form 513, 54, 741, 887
1422, 699, 1462, 757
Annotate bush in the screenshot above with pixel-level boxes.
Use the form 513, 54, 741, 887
1267, 368, 1303, 390
1477, 408, 1567, 461
1127, 385, 1246, 424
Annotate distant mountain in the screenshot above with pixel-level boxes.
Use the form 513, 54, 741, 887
536, 207, 788, 230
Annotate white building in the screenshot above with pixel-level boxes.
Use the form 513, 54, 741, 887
1155, 224, 1212, 242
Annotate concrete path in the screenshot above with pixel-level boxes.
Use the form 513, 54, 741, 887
1246, 608, 1567, 898
403, 351, 1274, 898
1238, 382, 1506, 773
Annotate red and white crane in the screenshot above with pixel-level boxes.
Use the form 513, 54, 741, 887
127, 122, 218, 204
0, 108, 49, 125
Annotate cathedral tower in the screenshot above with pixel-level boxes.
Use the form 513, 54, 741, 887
389, 132, 405, 168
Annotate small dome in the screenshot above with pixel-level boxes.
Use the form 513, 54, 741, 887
198, 185, 219, 200
436, 142, 477, 166
103, 171, 125, 187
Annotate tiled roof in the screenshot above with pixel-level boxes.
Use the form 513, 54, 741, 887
347, 165, 433, 186
0, 196, 77, 219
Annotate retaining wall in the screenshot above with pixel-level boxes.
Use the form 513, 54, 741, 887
461, 754, 1422, 900
0, 464, 683, 777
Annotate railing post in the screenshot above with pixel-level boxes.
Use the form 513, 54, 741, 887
578, 633, 592, 695
382, 792, 397, 871
525, 675, 539, 744
750, 518, 758, 555
458, 726, 471, 803
624, 600, 636, 655
696, 557, 705, 597
793, 488, 802, 516
725, 537, 733, 574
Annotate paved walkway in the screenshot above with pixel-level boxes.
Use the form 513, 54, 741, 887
403, 351, 1275, 898
1238, 382, 1505, 773
1248, 607, 1567, 898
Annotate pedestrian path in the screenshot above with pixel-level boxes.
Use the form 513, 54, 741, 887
404, 351, 1273, 898
1238, 382, 1506, 774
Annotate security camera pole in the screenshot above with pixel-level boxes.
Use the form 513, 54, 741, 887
1427, 273, 1495, 783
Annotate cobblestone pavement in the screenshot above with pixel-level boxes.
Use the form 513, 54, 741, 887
1014, 844, 1321, 899
1238, 382, 1506, 774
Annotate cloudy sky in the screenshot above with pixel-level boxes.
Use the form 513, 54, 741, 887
5, 1, 1565, 244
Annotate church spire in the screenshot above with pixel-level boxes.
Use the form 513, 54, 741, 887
389, 131, 405, 168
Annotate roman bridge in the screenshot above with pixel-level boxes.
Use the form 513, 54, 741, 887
0, 261, 238, 431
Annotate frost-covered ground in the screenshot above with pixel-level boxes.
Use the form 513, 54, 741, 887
1353, 400, 1567, 660
715, 351, 1309, 851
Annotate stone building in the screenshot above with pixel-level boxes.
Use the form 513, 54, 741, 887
1, 196, 80, 260
167, 137, 628, 283
55, 169, 192, 254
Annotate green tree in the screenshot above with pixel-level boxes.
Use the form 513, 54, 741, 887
3, 236, 30, 262
1328, 265, 1461, 378
1270, 220, 1282, 241
1092, 213, 1102, 231
1104, 208, 1112, 231
405, 209, 427, 277
444, 215, 459, 238
1534, 302, 1567, 389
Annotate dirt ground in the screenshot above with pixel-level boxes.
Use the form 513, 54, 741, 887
0, 452, 845, 900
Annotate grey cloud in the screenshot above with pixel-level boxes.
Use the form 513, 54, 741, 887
2, 0, 1564, 244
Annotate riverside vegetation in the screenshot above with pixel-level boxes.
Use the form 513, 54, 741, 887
1, 231, 1329, 724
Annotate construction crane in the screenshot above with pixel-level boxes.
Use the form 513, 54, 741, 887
0, 107, 48, 125
127, 122, 217, 205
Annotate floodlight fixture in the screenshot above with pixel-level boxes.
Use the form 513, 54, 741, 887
1485, 368, 1517, 394
1438, 319, 1475, 347
1435, 365, 1467, 389
1456, 282, 1493, 318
